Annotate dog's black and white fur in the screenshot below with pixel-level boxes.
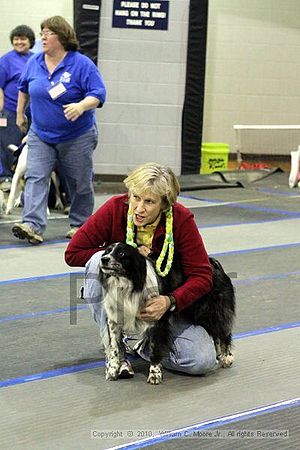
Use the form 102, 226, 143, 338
99, 242, 235, 385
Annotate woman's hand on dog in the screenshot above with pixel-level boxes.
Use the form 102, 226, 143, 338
137, 295, 171, 321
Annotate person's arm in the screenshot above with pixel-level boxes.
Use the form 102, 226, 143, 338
170, 213, 212, 312
0, 88, 4, 112
65, 196, 127, 267
63, 95, 100, 122
16, 91, 30, 133
0, 61, 8, 113
65, 206, 110, 266
63, 56, 106, 122
150, 206, 212, 314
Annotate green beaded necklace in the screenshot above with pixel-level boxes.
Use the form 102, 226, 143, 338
126, 207, 174, 277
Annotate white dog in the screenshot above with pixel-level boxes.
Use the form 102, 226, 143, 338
0, 189, 4, 216
5, 144, 64, 215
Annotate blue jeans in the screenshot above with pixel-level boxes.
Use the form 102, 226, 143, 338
84, 252, 219, 375
23, 127, 98, 234
0, 110, 24, 178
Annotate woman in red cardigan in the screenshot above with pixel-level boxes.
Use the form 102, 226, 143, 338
65, 162, 218, 378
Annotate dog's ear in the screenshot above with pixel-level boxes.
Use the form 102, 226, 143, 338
130, 248, 147, 292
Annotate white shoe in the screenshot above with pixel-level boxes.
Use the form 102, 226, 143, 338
12, 223, 44, 245
289, 147, 300, 188
66, 227, 80, 239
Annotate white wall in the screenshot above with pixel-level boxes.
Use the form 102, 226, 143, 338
0, 0, 188, 176
203, 0, 300, 154
2, 0, 300, 171
0, 0, 72, 55
94, 0, 188, 175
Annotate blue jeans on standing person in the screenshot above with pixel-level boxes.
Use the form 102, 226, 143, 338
0, 110, 24, 178
22, 126, 98, 235
84, 251, 219, 375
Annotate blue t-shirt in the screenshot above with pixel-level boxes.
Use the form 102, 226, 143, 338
0, 50, 33, 112
19, 51, 106, 143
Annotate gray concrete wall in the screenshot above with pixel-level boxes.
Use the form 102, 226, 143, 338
2, 1, 299, 172
94, 1, 188, 175
203, 0, 300, 155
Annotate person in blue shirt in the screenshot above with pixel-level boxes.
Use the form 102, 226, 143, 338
0, 25, 35, 186
12, 16, 106, 244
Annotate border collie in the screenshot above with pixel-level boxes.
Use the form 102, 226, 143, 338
99, 242, 235, 385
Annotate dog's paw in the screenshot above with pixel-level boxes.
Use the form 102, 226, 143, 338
54, 199, 64, 210
105, 366, 119, 381
147, 364, 163, 385
218, 352, 234, 368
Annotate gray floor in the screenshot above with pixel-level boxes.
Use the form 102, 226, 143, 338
0, 172, 300, 450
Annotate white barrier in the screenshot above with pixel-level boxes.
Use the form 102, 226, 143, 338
233, 125, 300, 165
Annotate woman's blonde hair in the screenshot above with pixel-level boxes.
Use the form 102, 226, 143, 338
124, 162, 180, 208
41, 16, 79, 51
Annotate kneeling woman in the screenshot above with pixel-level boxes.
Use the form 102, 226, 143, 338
65, 162, 219, 377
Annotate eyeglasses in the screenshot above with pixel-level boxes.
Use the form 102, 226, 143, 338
39, 31, 56, 37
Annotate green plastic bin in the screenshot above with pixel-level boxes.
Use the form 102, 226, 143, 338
201, 143, 229, 174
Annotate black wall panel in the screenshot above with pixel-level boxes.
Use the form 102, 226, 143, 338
181, 0, 208, 174
73, 0, 102, 65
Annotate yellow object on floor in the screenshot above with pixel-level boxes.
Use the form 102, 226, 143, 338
201, 142, 229, 174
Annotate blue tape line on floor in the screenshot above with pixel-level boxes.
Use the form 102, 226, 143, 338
1, 269, 300, 324
210, 241, 300, 256
0, 321, 299, 389
0, 271, 83, 285
0, 305, 88, 323
1, 241, 300, 286
107, 398, 300, 450
200, 216, 300, 229
0, 239, 69, 251
0, 360, 105, 388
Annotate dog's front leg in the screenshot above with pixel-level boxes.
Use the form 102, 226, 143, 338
5, 160, 26, 215
147, 329, 164, 385
51, 172, 64, 210
0, 190, 4, 215
105, 320, 123, 380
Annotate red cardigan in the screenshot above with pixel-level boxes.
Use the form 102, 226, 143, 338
65, 194, 212, 312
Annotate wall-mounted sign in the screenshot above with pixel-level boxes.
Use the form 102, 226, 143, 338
112, 1, 169, 30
